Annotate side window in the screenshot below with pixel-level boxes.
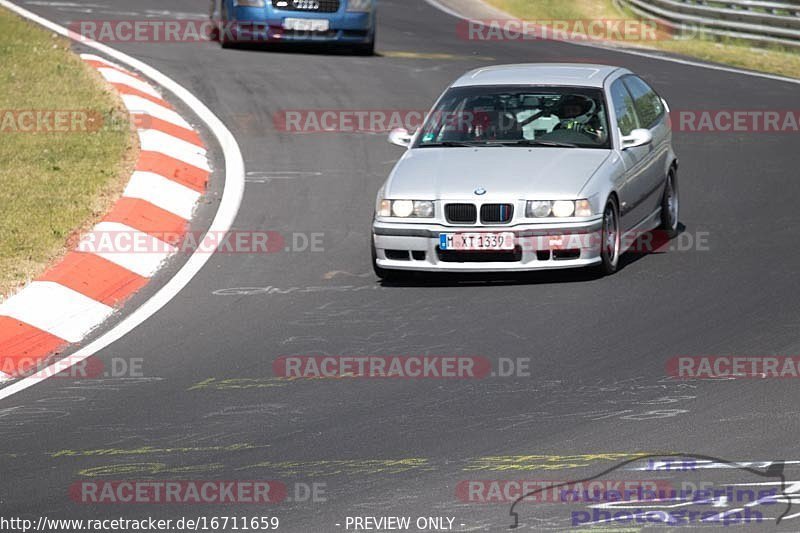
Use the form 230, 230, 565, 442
610, 79, 639, 136
623, 75, 664, 129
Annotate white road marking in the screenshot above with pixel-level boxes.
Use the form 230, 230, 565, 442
0, 0, 245, 401
97, 67, 161, 98
0, 282, 114, 343
124, 171, 201, 219
138, 129, 209, 170
122, 95, 193, 130
77, 222, 178, 278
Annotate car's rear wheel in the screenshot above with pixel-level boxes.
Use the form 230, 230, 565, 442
594, 197, 621, 276
659, 167, 679, 239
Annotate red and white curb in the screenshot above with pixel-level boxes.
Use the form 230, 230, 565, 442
0, 53, 209, 380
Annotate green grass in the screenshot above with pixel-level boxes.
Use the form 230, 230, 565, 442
0, 7, 134, 297
485, 0, 625, 23
484, 0, 800, 79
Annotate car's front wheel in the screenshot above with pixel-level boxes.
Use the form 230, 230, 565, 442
594, 197, 621, 276
659, 167, 679, 239
353, 34, 375, 56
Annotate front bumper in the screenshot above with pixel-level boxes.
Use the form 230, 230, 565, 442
373, 218, 604, 272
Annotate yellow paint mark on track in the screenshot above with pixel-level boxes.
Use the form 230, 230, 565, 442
187, 377, 288, 391
463, 452, 657, 472
73, 452, 667, 478
237, 458, 434, 477
78, 462, 225, 477
51, 443, 265, 458
382, 50, 495, 61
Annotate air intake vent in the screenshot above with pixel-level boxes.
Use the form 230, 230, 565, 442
480, 204, 514, 224
273, 0, 340, 13
445, 203, 477, 224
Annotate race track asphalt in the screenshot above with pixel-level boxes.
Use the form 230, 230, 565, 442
2, 0, 800, 530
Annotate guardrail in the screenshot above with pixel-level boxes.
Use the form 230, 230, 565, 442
616, 0, 800, 49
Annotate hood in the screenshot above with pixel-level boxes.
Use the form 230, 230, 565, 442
386, 147, 610, 200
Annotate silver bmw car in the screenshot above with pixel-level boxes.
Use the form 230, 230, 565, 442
371, 63, 679, 279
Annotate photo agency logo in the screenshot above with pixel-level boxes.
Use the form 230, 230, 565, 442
0, 109, 142, 133
456, 19, 690, 43
507, 453, 792, 529
273, 356, 532, 379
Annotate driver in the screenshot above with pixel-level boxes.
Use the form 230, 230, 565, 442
554, 94, 605, 142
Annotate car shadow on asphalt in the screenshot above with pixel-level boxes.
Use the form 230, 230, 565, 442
218, 41, 378, 57
378, 224, 688, 288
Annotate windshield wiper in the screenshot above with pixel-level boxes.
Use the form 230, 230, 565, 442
500, 139, 579, 148
418, 141, 504, 148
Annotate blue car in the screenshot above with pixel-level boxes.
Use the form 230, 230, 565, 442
210, 0, 376, 54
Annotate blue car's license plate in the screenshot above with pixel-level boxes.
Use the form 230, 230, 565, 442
283, 18, 330, 32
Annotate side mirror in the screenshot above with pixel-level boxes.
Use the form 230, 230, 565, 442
388, 127, 413, 148
621, 128, 653, 150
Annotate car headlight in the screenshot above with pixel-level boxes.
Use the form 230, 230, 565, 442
347, 0, 373, 12
234, 0, 265, 6
526, 200, 592, 218
551, 200, 575, 218
527, 200, 552, 218
378, 200, 435, 218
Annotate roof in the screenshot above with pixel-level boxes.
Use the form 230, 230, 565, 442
451, 63, 625, 88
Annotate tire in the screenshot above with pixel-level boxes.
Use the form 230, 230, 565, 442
208, 0, 219, 40
594, 197, 621, 276
353, 34, 375, 56
219, 3, 235, 49
659, 166, 680, 239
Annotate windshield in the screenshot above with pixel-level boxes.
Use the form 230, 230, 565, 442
414, 85, 611, 149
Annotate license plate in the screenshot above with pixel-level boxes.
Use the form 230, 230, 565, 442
440, 232, 515, 251
282, 18, 330, 32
